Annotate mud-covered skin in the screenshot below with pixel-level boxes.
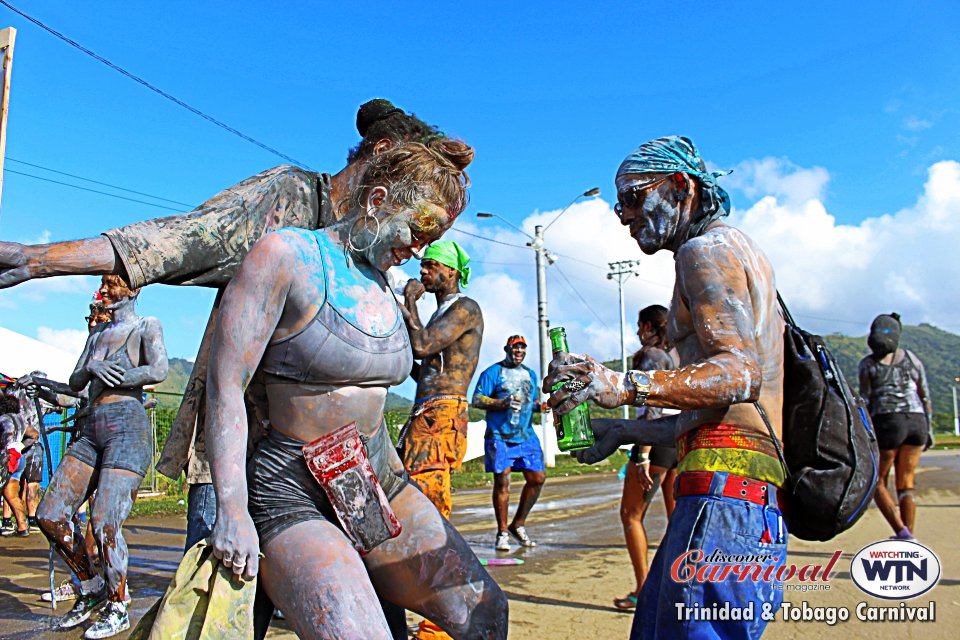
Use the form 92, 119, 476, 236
37, 282, 168, 606
403, 260, 483, 399
0, 236, 120, 288
545, 172, 783, 464
206, 193, 505, 638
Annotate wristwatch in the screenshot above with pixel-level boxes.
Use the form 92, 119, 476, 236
625, 370, 652, 406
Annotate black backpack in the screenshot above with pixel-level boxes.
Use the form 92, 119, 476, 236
755, 294, 879, 541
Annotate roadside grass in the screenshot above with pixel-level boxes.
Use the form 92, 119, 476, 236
931, 433, 960, 450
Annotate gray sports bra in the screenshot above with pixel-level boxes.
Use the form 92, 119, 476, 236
259, 231, 412, 389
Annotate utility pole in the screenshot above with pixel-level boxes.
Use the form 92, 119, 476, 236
607, 260, 641, 419
531, 224, 556, 467
0, 26, 16, 212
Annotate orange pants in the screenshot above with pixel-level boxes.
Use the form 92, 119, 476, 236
401, 396, 468, 640
402, 396, 469, 518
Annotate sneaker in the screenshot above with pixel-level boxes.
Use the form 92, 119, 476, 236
495, 531, 511, 551
1, 527, 29, 537
84, 601, 129, 639
42, 579, 80, 603
54, 587, 107, 630
28, 516, 40, 531
508, 525, 536, 548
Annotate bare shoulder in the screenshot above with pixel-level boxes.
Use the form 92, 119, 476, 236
678, 225, 765, 268
452, 295, 484, 322
138, 316, 164, 332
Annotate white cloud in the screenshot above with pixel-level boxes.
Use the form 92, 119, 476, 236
723, 157, 830, 205
3, 275, 99, 303
36, 326, 87, 360
903, 115, 934, 132
731, 159, 960, 332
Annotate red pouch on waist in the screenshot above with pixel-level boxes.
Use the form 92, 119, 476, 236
302, 422, 402, 555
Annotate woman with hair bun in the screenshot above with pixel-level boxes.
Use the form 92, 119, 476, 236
205, 137, 507, 639
0, 99, 465, 562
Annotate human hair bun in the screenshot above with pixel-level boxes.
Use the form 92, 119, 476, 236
427, 137, 475, 173
356, 99, 404, 137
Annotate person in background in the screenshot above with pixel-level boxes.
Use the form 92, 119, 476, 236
472, 335, 546, 551
37, 275, 168, 638
399, 240, 484, 640
858, 312, 934, 540
614, 305, 678, 610
1, 392, 37, 537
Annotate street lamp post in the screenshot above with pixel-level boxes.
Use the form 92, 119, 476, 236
476, 187, 600, 466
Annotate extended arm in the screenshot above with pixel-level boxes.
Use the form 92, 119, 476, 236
0, 237, 121, 289
207, 233, 294, 579
573, 415, 680, 465
545, 241, 762, 414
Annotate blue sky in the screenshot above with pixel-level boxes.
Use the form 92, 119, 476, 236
0, 1, 958, 395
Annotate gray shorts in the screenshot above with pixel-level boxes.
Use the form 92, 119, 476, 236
248, 423, 408, 548
65, 399, 153, 476
103, 166, 323, 288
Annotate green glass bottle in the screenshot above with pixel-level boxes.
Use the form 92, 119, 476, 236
548, 326, 595, 451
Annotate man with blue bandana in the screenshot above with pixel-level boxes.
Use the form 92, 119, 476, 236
545, 136, 787, 639
399, 240, 483, 640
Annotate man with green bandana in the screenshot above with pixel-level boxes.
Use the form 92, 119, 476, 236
399, 240, 483, 640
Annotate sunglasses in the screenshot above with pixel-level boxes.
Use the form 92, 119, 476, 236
614, 175, 673, 217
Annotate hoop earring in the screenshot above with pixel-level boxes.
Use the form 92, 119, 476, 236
346, 212, 382, 253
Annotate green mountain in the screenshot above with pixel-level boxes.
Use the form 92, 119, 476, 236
823, 323, 960, 431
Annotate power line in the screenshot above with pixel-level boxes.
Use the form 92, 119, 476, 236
550, 263, 610, 329
0, 0, 314, 170
448, 227, 530, 250
7, 158, 195, 208
4, 168, 185, 212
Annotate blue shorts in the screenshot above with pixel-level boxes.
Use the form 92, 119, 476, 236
484, 436, 544, 474
633, 471, 787, 640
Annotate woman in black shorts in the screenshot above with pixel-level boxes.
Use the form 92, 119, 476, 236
614, 304, 678, 610
858, 313, 933, 540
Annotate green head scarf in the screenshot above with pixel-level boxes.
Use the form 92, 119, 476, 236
422, 241, 471, 288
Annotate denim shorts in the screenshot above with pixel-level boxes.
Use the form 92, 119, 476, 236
484, 436, 545, 474
64, 399, 152, 476
633, 471, 787, 640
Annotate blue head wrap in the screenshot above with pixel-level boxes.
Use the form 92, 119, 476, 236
616, 136, 733, 233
